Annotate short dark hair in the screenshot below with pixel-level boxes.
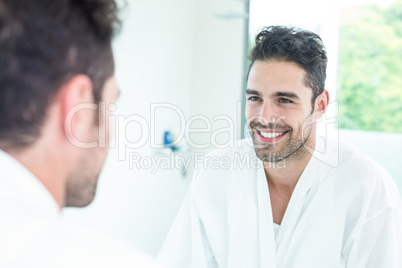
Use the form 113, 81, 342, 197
248, 26, 327, 106
0, 0, 121, 149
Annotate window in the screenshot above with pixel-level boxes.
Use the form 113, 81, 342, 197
337, 1, 402, 133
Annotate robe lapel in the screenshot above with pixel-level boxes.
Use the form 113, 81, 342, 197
226, 145, 277, 268
226, 162, 259, 267
256, 165, 278, 267
275, 139, 327, 265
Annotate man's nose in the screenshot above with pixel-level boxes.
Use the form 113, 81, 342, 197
258, 103, 284, 126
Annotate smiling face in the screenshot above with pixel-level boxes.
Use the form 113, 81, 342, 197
246, 60, 320, 163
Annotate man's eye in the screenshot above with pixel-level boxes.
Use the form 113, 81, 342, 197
248, 96, 261, 102
279, 98, 292, 104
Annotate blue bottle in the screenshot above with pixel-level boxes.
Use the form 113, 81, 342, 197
163, 131, 176, 151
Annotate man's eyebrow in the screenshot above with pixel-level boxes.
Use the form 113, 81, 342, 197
272, 91, 300, 100
246, 89, 261, 96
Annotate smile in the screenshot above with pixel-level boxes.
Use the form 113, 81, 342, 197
259, 131, 285, 138
256, 129, 289, 142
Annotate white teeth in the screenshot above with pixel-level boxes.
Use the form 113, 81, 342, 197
260, 131, 285, 138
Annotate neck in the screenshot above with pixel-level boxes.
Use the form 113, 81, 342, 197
264, 136, 316, 193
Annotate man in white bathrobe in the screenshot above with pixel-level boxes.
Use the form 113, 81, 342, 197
0, 1, 157, 267
158, 26, 402, 267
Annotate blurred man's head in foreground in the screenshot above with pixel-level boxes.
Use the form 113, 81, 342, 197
0, 0, 121, 207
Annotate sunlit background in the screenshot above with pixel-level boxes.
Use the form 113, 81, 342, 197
63, 0, 402, 258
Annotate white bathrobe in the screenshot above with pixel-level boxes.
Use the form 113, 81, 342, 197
158, 136, 402, 268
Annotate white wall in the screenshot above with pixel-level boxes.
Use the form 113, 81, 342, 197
190, 0, 246, 149
63, 0, 246, 258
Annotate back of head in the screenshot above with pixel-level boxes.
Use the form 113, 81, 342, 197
249, 26, 328, 104
0, 0, 120, 150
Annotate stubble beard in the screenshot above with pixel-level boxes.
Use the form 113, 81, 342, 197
65, 173, 99, 207
64, 148, 105, 208
250, 115, 314, 164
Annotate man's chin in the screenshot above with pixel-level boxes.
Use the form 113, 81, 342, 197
65, 194, 96, 208
256, 152, 286, 163
64, 176, 99, 208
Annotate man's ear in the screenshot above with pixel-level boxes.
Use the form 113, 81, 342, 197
54, 75, 94, 143
313, 89, 329, 120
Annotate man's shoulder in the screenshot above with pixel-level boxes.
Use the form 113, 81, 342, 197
321, 137, 400, 206
1, 217, 158, 268
337, 138, 390, 178
317, 136, 390, 178
55, 221, 158, 267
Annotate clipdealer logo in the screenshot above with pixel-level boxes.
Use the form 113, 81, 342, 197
64, 100, 340, 173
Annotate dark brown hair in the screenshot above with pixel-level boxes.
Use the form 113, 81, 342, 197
248, 26, 327, 106
0, 0, 121, 149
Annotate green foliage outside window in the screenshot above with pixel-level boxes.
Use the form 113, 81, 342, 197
337, 0, 402, 133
